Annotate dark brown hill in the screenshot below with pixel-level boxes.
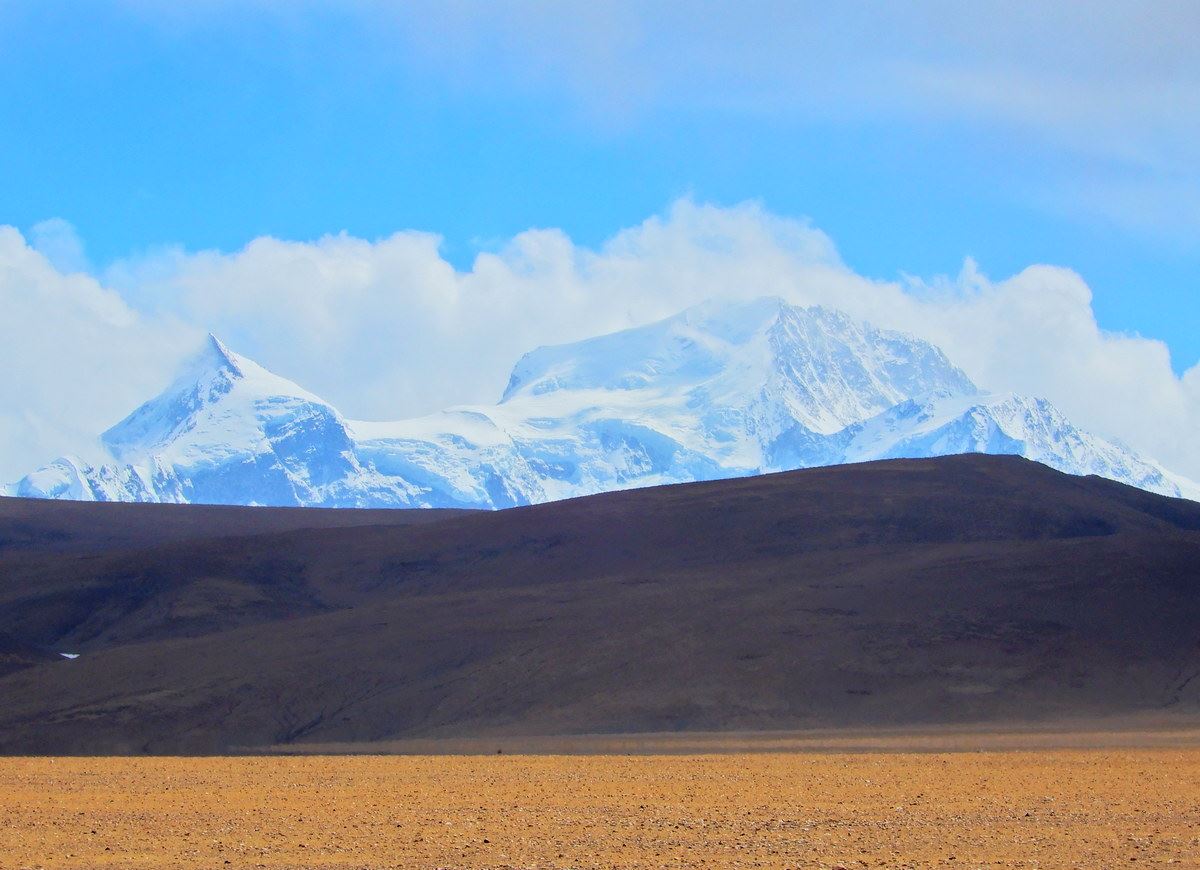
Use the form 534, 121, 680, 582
0, 494, 465, 554
1, 454, 1198, 753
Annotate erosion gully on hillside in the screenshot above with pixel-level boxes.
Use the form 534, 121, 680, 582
0, 454, 1198, 754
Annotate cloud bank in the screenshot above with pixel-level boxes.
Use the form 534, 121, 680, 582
3, 200, 1198, 483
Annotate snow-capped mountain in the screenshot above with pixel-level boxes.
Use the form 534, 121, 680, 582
7, 297, 1198, 507
13, 336, 386, 506
839, 391, 1191, 498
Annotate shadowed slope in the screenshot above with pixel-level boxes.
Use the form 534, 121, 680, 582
0, 454, 1198, 753
0, 494, 467, 554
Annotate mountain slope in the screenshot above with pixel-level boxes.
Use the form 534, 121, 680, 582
7, 298, 1197, 506
1, 454, 1198, 753
842, 391, 1192, 498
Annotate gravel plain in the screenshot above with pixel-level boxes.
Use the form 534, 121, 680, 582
2, 746, 1199, 869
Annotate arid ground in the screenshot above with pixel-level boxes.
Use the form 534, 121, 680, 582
3, 740, 1200, 869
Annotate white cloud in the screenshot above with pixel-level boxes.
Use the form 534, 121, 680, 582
98, 201, 867, 429
4, 200, 1199, 483
0, 227, 196, 480
29, 219, 90, 275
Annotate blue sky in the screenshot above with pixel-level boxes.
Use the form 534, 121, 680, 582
1, 1, 1198, 482
2, 1, 1197, 370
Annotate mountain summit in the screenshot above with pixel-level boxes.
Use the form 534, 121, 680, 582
7, 298, 1198, 506
101, 333, 327, 463
503, 297, 977, 415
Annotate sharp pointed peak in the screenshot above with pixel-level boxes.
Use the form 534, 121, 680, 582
175, 333, 324, 405
98, 332, 333, 462
195, 332, 243, 379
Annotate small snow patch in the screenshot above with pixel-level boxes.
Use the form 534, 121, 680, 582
59, 652, 79, 660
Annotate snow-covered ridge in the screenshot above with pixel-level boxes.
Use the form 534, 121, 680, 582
6, 298, 1198, 507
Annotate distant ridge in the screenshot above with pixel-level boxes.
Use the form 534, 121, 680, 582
1, 454, 1198, 754
7, 297, 1197, 506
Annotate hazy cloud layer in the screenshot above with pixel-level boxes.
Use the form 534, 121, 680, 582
103, 1, 1200, 240
3, 200, 1197, 483
404, 1, 1200, 240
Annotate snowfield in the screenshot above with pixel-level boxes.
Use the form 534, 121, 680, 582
7, 297, 1198, 507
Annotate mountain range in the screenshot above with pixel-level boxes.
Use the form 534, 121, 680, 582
7, 296, 1197, 506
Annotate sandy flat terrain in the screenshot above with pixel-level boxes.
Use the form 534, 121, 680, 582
2, 747, 1199, 869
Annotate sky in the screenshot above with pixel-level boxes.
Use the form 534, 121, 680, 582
1, 1, 1198, 482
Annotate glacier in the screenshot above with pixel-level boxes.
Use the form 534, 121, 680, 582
6, 296, 1198, 507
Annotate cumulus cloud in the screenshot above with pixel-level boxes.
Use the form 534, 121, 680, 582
98, 201, 865, 429
4, 200, 1199, 483
29, 219, 90, 275
0, 227, 196, 480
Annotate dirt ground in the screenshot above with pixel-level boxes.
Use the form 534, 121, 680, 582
2, 747, 1199, 869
